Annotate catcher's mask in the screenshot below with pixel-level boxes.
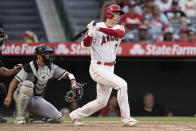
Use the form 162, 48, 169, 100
34, 45, 55, 67
0, 28, 5, 46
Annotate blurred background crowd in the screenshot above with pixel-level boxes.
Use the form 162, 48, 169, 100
101, 0, 196, 43
0, 0, 196, 44
60, 92, 173, 117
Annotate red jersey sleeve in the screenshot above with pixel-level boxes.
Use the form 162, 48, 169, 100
82, 34, 93, 47
99, 27, 125, 38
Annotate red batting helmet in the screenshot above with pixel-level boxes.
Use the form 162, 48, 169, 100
105, 4, 124, 19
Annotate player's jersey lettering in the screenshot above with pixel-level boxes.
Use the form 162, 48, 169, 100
101, 35, 119, 45
82, 22, 125, 62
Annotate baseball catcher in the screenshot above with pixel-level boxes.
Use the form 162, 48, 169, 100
4, 44, 82, 124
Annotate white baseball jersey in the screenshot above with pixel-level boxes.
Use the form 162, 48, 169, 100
71, 22, 134, 123
15, 61, 66, 96
90, 22, 125, 62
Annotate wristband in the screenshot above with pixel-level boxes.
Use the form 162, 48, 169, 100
68, 73, 75, 80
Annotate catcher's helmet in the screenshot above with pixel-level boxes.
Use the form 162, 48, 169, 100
34, 45, 54, 55
105, 4, 124, 19
0, 28, 5, 46
34, 45, 55, 66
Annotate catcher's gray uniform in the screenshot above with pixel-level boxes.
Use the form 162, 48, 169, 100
13, 60, 66, 122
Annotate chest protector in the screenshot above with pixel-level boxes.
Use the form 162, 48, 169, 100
24, 61, 55, 96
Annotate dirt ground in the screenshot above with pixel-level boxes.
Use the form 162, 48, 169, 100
0, 121, 196, 131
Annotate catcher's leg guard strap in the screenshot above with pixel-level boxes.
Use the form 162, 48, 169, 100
14, 80, 34, 118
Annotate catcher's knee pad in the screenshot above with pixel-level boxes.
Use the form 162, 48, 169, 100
52, 112, 64, 123
14, 80, 34, 101
19, 80, 34, 96
20, 80, 34, 89
14, 81, 34, 118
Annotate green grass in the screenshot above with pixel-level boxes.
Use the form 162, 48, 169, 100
73, 117, 196, 122
6, 117, 196, 123
134, 117, 196, 122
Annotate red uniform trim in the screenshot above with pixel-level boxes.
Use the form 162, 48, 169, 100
83, 35, 93, 47
97, 61, 115, 66
99, 106, 120, 116
90, 65, 124, 118
99, 27, 125, 38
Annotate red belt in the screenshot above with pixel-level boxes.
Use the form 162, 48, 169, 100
97, 61, 115, 66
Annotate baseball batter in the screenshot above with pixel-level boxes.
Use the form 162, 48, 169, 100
69, 4, 137, 127
4, 45, 78, 124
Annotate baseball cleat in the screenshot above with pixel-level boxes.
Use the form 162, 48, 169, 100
69, 113, 83, 126
14, 117, 26, 124
122, 117, 137, 127
0, 116, 7, 123
72, 118, 83, 126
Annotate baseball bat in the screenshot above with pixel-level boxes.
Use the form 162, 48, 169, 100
72, 28, 88, 41
72, 22, 96, 41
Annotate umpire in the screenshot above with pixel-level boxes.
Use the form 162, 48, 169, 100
0, 26, 22, 123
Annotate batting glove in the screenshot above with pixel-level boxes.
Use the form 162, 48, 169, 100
87, 20, 95, 30
87, 20, 97, 37
88, 27, 96, 37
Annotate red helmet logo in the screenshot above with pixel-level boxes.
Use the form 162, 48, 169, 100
105, 4, 124, 19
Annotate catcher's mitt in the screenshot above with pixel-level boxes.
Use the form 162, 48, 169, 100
65, 82, 86, 102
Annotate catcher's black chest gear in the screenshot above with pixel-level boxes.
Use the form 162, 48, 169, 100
20, 60, 66, 96
23, 60, 54, 96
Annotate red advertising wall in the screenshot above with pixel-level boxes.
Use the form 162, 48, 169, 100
2, 42, 196, 56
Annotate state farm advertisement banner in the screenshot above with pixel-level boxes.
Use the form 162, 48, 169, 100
1, 42, 90, 56
1, 42, 196, 56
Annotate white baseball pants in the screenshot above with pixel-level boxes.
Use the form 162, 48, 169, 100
70, 60, 132, 122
